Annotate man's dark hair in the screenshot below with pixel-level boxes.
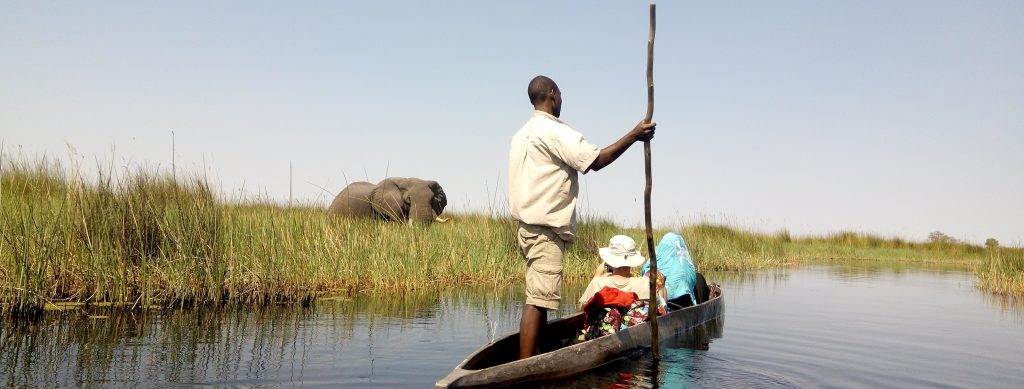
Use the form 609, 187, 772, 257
527, 75, 557, 106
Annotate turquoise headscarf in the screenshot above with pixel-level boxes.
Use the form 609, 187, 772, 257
641, 232, 697, 305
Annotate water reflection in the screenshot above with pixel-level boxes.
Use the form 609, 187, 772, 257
812, 257, 972, 277
980, 293, 1024, 323
2, 263, 1023, 388
527, 316, 725, 389
0, 288, 513, 388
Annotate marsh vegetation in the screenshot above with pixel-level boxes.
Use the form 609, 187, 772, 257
2, 157, 1020, 318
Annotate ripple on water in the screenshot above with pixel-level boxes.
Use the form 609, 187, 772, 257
3, 267, 1024, 388
524, 346, 808, 389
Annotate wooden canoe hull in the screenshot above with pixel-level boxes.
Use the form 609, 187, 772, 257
436, 288, 724, 388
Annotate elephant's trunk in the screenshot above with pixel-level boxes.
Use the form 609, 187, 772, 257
407, 201, 441, 225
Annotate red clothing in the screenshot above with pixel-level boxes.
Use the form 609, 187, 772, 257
581, 286, 638, 322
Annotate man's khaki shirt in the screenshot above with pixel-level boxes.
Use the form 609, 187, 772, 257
508, 110, 600, 242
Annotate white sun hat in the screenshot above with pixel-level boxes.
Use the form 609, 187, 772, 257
598, 235, 647, 268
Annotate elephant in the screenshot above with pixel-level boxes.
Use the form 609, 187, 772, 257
327, 177, 447, 224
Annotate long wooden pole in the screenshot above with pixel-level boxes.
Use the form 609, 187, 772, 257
643, 2, 659, 361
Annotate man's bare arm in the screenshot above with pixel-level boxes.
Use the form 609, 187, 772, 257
585, 120, 656, 173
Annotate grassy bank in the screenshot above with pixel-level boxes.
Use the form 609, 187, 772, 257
0, 158, 526, 317
2, 158, 1021, 318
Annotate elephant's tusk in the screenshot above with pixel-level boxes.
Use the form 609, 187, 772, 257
435, 217, 449, 223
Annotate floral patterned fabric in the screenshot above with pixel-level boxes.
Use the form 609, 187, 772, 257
580, 300, 651, 341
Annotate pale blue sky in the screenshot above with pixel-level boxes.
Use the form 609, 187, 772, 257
2, 1, 1022, 246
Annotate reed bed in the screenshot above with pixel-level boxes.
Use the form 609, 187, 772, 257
677, 224, 787, 269
976, 247, 1024, 297
0, 158, 563, 318
2, 157, 1021, 318
1, 157, 224, 316
784, 231, 990, 266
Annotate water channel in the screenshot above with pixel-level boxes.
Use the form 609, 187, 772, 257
2, 263, 1022, 388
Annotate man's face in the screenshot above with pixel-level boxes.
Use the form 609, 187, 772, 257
551, 88, 562, 118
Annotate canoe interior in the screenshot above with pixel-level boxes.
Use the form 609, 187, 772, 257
437, 285, 723, 388
534, 315, 725, 388
461, 284, 722, 371
461, 312, 586, 370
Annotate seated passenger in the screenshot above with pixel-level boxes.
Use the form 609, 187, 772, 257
641, 232, 710, 309
578, 235, 651, 306
577, 235, 658, 341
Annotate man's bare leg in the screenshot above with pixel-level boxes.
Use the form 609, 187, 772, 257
519, 303, 547, 359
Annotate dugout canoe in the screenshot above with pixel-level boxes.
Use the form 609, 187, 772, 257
435, 284, 723, 388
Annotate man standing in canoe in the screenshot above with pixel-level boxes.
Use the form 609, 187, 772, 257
508, 75, 656, 359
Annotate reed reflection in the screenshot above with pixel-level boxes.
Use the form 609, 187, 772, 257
0, 287, 515, 388
3, 266, 1017, 388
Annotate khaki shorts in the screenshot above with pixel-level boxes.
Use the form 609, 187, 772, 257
517, 223, 566, 310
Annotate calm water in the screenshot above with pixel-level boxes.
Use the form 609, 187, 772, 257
2, 264, 1022, 388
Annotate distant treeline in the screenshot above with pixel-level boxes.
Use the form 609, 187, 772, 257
2, 157, 1021, 319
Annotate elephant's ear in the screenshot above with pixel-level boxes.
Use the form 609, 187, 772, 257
370, 179, 407, 221
429, 181, 447, 216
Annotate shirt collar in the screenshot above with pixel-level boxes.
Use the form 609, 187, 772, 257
533, 110, 563, 123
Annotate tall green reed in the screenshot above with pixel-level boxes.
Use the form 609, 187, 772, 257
977, 247, 1024, 296
3, 155, 1022, 318
1, 157, 222, 316
679, 223, 787, 269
